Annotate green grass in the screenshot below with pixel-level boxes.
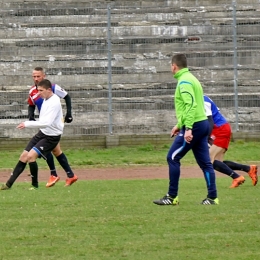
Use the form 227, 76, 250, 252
0, 141, 260, 259
0, 140, 260, 170
0, 177, 260, 260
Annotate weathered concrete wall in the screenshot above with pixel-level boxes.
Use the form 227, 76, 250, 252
0, 0, 259, 136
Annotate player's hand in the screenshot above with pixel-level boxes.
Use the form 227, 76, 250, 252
184, 129, 193, 143
65, 113, 73, 123
17, 122, 25, 129
170, 126, 180, 138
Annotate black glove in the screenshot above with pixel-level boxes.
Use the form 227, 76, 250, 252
65, 113, 73, 123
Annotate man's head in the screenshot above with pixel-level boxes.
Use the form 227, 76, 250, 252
32, 67, 46, 86
37, 79, 53, 99
171, 54, 187, 75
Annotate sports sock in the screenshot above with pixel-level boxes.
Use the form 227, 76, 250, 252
6, 161, 27, 188
223, 160, 250, 173
29, 161, 38, 188
213, 160, 240, 179
56, 153, 74, 178
46, 153, 58, 177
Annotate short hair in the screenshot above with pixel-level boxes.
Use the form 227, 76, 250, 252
171, 54, 187, 69
37, 79, 52, 90
33, 67, 45, 73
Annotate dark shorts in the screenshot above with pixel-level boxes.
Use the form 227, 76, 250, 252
25, 130, 61, 160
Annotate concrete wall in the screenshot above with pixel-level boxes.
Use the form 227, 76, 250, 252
0, 0, 259, 137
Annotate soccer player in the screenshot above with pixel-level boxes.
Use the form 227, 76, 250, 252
204, 95, 258, 187
28, 67, 78, 187
153, 53, 219, 206
0, 79, 64, 190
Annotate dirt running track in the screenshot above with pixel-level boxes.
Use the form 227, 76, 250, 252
0, 165, 225, 183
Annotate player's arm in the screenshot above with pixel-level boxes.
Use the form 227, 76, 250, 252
54, 84, 73, 123
28, 105, 36, 121
179, 84, 196, 129
63, 94, 73, 123
207, 115, 214, 146
207, 115, 214, 135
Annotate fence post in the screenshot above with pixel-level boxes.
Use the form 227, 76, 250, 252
232, 0, 239, 131
107, 4, 113, 134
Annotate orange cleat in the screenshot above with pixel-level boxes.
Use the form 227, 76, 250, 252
230, 176, 245, 188
65, 175, 78, 187
46, 175, 60, 188
248, 165, 258, 186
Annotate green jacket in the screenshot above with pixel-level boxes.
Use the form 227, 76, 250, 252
173, 68, 207, 129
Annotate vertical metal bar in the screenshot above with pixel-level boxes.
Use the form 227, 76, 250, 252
107, 4, 113, 134
232, 0, 239, 131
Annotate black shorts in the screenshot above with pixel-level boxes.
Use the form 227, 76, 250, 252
25, 130, 61, 160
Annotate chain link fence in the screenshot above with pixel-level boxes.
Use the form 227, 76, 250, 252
0, 1, 259, 137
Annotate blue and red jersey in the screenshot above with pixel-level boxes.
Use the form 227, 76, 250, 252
28, 84, 67, 112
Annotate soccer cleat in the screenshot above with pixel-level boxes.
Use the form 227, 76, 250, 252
153, 194, 179, 205
0, 184, 10, 190
230, 176, 245, 188
29, 186, 38, 190
65, 175, 78, 187
201, 198, 219, 205
248, 165, 258, 186
46, 175, 60, 188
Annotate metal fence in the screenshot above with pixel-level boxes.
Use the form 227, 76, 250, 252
0, 1, 259, 138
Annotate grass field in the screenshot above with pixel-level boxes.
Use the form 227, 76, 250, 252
0, 141, 260, 259
0, 178, 259, 260
0, 140, 259, 170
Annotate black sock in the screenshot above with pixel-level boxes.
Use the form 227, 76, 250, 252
46, 153, 58, 177
29, 161, 38, 188
56, 153, 74, 178
213, 160, 240, 179
223, 160, 250, 173
6, 161, 27, 188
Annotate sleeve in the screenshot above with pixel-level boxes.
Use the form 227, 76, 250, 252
53, 84, 68, 99
176, 81, 197, 129
28, 105, 36, 120
207, 115, 214, 136
63, 94, 72, 114
24, 99, 61, 128
27, 94, 35, 106
204, 100, 212, 117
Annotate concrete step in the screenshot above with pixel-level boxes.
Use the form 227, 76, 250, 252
1, 36, 260, 58
1, 66, 260, 86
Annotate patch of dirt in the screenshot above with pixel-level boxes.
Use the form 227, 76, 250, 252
0, 165, 224, 183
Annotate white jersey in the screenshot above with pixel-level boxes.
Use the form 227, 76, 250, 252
24, 94, 64, 136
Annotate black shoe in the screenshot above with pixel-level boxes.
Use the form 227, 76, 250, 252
153, 194, 179, 205
201, 198, 219, 205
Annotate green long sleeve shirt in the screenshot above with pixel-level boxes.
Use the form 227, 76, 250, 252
173, 68, 207, 129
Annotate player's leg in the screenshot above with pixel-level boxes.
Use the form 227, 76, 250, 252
45, 152, 60, 188
2, 150, 28, 189
52, 143, 78, 186
33, 133, 61, 189
223, 161, 258, 186
153, 128, 193, 205
46, 152, 58, 177
211, 145, 240, 178
27, 149, 40, 189
1, 132, 42, 190
210, 123, 244, 187
191, 120, 218, 203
